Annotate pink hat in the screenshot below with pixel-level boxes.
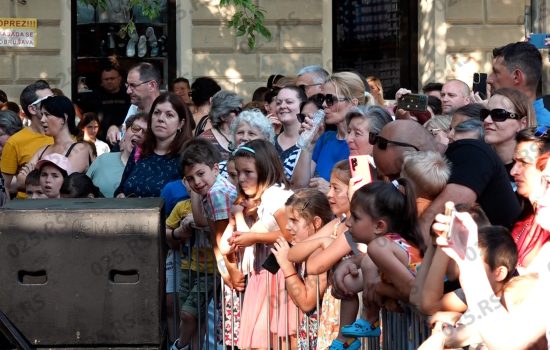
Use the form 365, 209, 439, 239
35, 153, 74, 176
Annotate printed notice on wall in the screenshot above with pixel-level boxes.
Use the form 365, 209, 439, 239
0, 18, 37, 48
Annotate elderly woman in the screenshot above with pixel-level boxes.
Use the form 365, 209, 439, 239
345, 105, 392, 156
215, 109, 275, 181
16, 95, 95, 190
199, 90, 243, 161
87, 113, 148, 197
115, 93, 192, 198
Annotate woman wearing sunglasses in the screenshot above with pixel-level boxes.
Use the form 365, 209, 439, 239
482, 88, 535, 171
292, 72, 366, 192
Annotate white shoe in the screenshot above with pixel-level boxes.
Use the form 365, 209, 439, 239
126, 31, 138, 57
137, 35, 147, 57
146, 27, 158, 56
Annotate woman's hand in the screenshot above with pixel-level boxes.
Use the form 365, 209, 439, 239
300, 114, 325, 148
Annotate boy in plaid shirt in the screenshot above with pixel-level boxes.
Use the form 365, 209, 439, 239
171, 137, 243, 350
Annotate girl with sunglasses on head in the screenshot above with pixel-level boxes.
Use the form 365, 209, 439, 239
292, 72, 366, 193
482, 88, 535, 171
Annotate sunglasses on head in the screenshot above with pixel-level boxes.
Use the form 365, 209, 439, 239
368, 132, 420, 151
311, 93, 349, 107
298, 83, 322, 92
480, 108, 523, 122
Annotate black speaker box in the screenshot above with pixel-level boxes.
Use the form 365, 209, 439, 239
0, 198, 166, 349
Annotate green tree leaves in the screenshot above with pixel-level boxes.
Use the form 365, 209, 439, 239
221, 0, 272, 49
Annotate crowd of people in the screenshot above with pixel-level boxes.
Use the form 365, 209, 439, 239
1, 40, 550, 350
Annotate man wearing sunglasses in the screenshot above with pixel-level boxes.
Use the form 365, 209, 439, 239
296, 65, 329, 98
488, 41, 550, 127
1, 81, 53, 200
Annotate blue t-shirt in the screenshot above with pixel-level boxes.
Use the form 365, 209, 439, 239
533, 98, 550, 127
312, 131, 350, 180
161, 180, 190, 216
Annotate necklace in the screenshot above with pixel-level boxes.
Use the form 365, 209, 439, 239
215, 127, 233, 149
514, 215, 535, 243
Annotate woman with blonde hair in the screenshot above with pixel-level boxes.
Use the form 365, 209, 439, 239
367, 76, 385, 106
292, 71, 365, 192
482, 88, 535, 168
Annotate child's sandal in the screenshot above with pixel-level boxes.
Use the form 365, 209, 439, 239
341, 318, 381, 338
328, 338, 361, 350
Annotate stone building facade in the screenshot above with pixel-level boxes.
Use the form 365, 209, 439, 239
0, 0, 547, 101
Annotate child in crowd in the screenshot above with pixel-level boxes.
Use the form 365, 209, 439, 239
287, 160, 355, 350
171, 137, 241, 350
35, 153, 74, 199
223, 139, 295, 349
271, 188, 334, 350
25, 169, 46, 199
412, 203, 491, 316
420, 225, 520, 349
60, 173, 104, 198
333, 179, 425, 350
400, 150, 450, 215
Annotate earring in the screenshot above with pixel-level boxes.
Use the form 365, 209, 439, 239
177, 128, 181, 133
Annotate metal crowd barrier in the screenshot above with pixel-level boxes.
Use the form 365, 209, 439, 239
169, 226, 430, 350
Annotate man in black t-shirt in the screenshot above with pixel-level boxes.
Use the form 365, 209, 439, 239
77, 66, 131, 141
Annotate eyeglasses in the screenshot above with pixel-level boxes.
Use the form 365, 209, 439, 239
129, 124, 146, 134
298, 83, 322, 92
311, 93, 349, 107
480, 108, 523, 122
535, 125, 549, 138
368, 132, 420, 151
125, 80, 152, 90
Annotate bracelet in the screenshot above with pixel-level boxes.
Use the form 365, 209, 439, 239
284, 272, 297, 280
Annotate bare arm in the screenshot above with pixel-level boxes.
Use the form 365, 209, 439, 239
16, 147, 42, 191
306, 232, 352, 275
420, 247, 466, 315
367, 238, 415, 302
419, 183, 477, 245
290, 146, 316, 189
287, 217, 344, 262
272, 237, 328, 312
